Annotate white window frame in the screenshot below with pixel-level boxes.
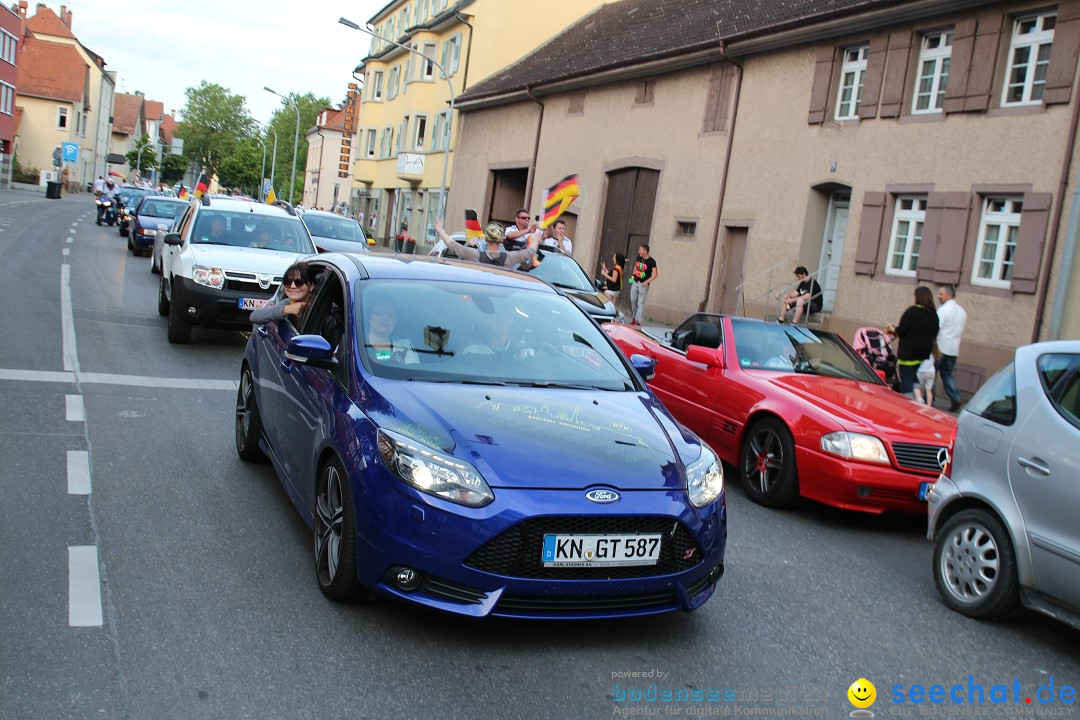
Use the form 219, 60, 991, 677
380, 126, 393, 158
886, 196, 927, 276
432, 110, 452, 151
835, 45, 869, 121
387, 65, 400, 100
973, 197, 1022, 288
397, 115, 408, 154
1002, 12, 1055, 106
912, 30, 952, 114
57, 106, 69, 129
422, 43, 437, 80
441, 34, 461, 78
369, 70, 384, 101
0, 82, 11, 115
1, 30, 16, 65
412, 114, 427, 151
366, 129, 377, 158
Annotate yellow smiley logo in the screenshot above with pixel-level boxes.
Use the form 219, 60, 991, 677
847, 678, 876, 709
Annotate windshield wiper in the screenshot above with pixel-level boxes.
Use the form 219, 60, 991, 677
510, 380, 627, 391
414, 378, 508, 386
195, 241, 232, 246
551, 281, 587, 291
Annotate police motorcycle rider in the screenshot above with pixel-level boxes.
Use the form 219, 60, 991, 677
96, 177, 122, 225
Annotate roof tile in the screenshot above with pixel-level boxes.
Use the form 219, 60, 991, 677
18, 36, 86, 103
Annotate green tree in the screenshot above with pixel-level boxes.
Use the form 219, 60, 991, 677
175, 81, 255, 179
217, 138, 262, 195
125, 134, 159, 178
159, 153, 188, 186
267, 92, 330, 205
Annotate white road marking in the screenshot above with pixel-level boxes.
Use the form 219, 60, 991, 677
0, 367, 237, 390
62, 248, 70, 256
67, 450, 91, 494
65, 237, 73, 244
60, 265, 79, 373
68, 546, 103, 627
66, 394, 85, 422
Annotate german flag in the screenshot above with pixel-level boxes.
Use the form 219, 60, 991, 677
465, 209, 483, 242
177, 185, 189, 200
194, 173, 210, 199
541, 174, 580, 228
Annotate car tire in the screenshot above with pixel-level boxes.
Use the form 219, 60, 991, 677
127, 235, 133, 250
157, 276, 170, 316
933, 509, 1020, 620
314, 456, 365, 602
235, 366, 267, 463
166, 287, 191, 344
740, 417, 800, 508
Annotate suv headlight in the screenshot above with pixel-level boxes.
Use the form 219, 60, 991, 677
191, 265, 225, 289
820, 432, 889, 463
377, 429, 494, 507
686, 447, 724, 508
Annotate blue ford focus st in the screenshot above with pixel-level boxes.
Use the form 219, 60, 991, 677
236, 253, 726, 619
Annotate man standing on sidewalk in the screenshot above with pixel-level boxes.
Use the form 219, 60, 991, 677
936, 285, 967, 412
629, 244, 658, 326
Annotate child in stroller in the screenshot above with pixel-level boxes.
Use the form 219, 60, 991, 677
852, 327, 899, 390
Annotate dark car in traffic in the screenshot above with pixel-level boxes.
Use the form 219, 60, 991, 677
128, 196, 187, 257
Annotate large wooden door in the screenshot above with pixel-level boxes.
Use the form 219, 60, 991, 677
488, 169, 528, 227
598, 167, 660, 271
718, 226, 748, 315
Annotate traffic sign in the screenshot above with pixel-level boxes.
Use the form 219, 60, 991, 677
62, 142, 79, 164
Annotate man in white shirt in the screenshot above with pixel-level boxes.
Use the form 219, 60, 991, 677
936, 285, 967, 412
92, 176, 105, 196
504, 208, 538, 246
542, 219, 573, 256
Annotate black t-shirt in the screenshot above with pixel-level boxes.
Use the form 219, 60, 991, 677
606, 265, 623, 292
797, 277, 823, 311
631, 257, 656, 283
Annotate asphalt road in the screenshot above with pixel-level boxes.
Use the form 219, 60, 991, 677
1, 193, 1078, 720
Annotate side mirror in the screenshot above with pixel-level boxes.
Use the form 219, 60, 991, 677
163, 233, 182, 246
285, 335, 337, 370
875, 369, 888, 382
629, 353, 656, 382
686, 345, 725, 369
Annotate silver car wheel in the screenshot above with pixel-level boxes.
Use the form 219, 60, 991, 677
940, 522, 1000, 601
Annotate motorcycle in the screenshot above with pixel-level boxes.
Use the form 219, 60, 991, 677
96, 196, 120, 226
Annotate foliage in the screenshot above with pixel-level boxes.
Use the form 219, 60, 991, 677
125, 134, 160, 176
159, 153, 188, 186
216, 138, 263, 195
12, 155, 40, 184
266, 91, 331, 205
174, 81, 256, 179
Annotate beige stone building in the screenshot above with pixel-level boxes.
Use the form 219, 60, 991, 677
346, 0, 616, 249
450, 0, 1080, 393
303, 85, 357, 210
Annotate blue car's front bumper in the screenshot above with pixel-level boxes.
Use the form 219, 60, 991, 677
350, 469, 727, 619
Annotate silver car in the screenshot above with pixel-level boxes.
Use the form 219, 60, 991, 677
300, 210, 371, 253
927, 340, 1080, 629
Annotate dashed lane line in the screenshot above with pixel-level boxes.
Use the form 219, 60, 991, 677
65, 394, 85, 421
0, 367, 238, 390
68, 546, 103, 627
67, 450, 90, 495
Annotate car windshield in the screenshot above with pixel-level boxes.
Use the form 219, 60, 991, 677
306, 216, 366, 242
140, 200, 184, 218
355, 279, 636, 390
730, 318, 880, 382
120, 189, 146, 204
192, 211, 315, 253
524, 253, 595, 292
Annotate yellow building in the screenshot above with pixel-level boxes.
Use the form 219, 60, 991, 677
349, 0, 614, 249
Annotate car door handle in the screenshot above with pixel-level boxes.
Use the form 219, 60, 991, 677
1017, 456, 1051, 476
280, 358, 293, 373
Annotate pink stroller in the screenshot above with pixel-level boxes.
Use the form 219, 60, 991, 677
852, 327, 899, 390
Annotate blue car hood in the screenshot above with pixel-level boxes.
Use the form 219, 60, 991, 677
364, 381, 695, 490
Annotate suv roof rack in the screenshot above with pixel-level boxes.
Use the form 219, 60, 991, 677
273, 200, 296, 216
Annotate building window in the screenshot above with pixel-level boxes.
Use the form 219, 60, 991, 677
366, 129, 377, 158
635, 79, 654, 104
835, 45, 868, 120
370, 71, 384, 101
417, 0, 428, 21
422, 43, 436, 80
1003, 12, 1055, 106
413, 115, 427, 151
886, 196, 926, 275
0, 83, 12, 115
432, 110, 451, 151
913, 31, 952, 114
973, 197, 1022, 287
397, 115, 408, 154
1, 31, 16, 65
58, 106, 69, 129
388, 65, 400, 99
676, 221, 696, 236
440, 34, 461, 77
380, 126, 393, 158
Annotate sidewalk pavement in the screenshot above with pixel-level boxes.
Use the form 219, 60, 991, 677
0, 187, 80, 208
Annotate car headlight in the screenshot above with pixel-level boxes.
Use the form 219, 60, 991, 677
820, 432, 890, 463
377, 428, 493, 507
139, 228, 156, 236
191, 265, 225, 289
685, 447, 724, 508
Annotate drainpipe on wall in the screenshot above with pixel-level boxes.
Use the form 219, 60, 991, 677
524, 86, 544, 211
699, 41, 743, 312
1048, 165, 1080, 340
454, 13, 474, 91
1032, 69, 1080, 342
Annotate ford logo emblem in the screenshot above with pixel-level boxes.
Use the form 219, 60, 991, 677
585, 488, 620, 504
937, 447, 950, 470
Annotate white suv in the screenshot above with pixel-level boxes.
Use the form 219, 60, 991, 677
158, 197, 316, 343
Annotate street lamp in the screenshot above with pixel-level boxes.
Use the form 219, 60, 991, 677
255, 122, 278, 201
338, 16, 455, 220
264, 86, 300, 205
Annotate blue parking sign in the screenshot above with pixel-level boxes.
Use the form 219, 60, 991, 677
61, 142, 79, 164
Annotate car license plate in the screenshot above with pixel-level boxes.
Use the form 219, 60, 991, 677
541, 534, 662, 567
917, 481, 933, 501
238, 298, 269, 310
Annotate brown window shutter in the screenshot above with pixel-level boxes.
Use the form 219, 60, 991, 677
1044, 3, 1080, 105
944, 19, 977, 114
1011, 192, 1053, 293
916, 192, 947, 279
855, 191, 886, 275
879, 31, 914, 118
714, 66, 736, 132
963, 15, 1004, 112
808, 47, 836, 124
703, 64, 723, 132
859, 35, 889, 119
931, 192, 974, 284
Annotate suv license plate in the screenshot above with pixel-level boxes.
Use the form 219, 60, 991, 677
238, 298, 269, 310
542, 534, 662, 568
917, 481, 933, 501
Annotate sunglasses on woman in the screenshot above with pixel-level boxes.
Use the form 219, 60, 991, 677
282, 277, 308, 288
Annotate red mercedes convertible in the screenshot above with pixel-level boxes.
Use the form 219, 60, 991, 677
605, 314, 956, 514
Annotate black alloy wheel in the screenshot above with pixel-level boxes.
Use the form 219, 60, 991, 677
235, 366, 267, 462
314, 457, 364, 601
740, 417, 800, 508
